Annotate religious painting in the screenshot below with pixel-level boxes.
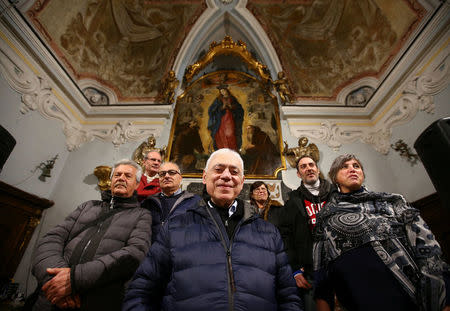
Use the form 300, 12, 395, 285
166, 70, 285, 178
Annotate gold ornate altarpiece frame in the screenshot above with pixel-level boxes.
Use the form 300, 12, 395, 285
165, 36, 286, 179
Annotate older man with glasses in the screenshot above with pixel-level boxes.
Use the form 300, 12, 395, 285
141, 161, 201, 242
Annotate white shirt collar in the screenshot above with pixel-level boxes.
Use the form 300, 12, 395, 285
304, 179, 320, 196
207, 200, 238, 217
144, 172, 158, 183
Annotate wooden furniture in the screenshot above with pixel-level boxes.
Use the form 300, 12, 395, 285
0, 181, 53, 280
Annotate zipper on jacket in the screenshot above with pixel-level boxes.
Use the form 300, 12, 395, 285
78, 221, 104, 264
204, 204, 257, 311
226, 250, 236, 293
204, 205, 235, 310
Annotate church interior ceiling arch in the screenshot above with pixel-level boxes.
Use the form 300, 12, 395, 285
0, 0, 448, 152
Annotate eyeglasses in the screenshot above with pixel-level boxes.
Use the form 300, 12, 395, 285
159, 170, 180, 177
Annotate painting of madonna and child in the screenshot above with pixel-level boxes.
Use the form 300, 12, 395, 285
166, 71, 286, 178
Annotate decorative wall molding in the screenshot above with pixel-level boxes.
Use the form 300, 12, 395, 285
284, 31, 450, 154
0, 26, 170, 151
1, 0, 448, 154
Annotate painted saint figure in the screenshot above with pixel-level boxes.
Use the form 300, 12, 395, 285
207, 86, 244, 151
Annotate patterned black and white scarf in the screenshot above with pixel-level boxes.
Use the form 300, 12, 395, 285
313, 187, 447, 311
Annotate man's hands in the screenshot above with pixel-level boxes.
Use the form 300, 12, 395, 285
42, 267, 81, 308
294, 273, 312, 289
57, 294, 81, 309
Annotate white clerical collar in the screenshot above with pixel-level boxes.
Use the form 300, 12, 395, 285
144, 172, 158, 183
304, 179, 320, 196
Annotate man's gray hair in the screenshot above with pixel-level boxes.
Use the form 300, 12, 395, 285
328, 154, 364, 185
112, 159, 142, 182
205, 148, 244, 176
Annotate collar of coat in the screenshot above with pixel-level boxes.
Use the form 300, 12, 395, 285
291, 177, 334, 202
143, 190, 197, 208
100, 190, 140, 208
189, 198, 258, 222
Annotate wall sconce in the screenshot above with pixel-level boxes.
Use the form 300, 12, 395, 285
391, 140, 419, 166
38, 155, 58, 181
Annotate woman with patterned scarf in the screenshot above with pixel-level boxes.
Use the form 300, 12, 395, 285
313, 154, 449, 311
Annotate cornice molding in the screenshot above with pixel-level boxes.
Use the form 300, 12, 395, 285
283, 36, 449, 154
0, 22, 170, 151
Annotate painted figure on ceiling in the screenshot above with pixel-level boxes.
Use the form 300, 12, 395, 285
207, 85, 244, 151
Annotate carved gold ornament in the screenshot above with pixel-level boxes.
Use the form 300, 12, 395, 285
161, 70, 179, 104
183, 36, 271, 85
94, 165, 112, 191
283, 136, 320, 168
132, 135, 167, 169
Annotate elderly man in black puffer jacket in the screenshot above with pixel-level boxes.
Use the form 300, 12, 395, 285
31, 159, 152, 311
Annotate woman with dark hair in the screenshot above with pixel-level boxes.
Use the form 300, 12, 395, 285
249, 181, 284, 228
313, 154, 450, 311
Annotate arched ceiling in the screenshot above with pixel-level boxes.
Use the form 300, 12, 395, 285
0, 0, 448, 152
22, 0, 432, 106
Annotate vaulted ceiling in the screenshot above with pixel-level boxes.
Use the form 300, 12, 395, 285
1, 0, 448, 152
25, 0, 428, 105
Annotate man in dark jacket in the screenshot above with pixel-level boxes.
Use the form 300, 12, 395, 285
141, 161, 201, 242
282, 155, 334, 311
123, 148, 302, 311
32, 159, 152, 311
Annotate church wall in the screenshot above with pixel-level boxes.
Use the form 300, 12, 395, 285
280, 83, 450, 202
3, 62, 449, 297
10, 125, 166, 294
0, 73, 69, 294
0, 75, 69, 199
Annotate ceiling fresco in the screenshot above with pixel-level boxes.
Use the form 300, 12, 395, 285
24, 0, 427, 106
27, 0, 205, 103
249, 0, 424, 101
0, 0, 446, 153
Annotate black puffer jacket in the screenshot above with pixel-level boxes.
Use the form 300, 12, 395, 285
281, 178, 334, 276
32, 191, 152, 311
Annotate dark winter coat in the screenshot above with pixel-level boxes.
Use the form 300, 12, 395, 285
141, 190, 202, 242
32, 191, 152, 311
281, 178, 334, 276
255, 200, 286, 231
123, 199, 302, 311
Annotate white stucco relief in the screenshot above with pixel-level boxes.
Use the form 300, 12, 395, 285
0, 36, 167, 151
284, 41, 449, 154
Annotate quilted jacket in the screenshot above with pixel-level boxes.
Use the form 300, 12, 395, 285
123, 199, 302, 311
32, 191, 152, 311
141, 190, 202, 243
